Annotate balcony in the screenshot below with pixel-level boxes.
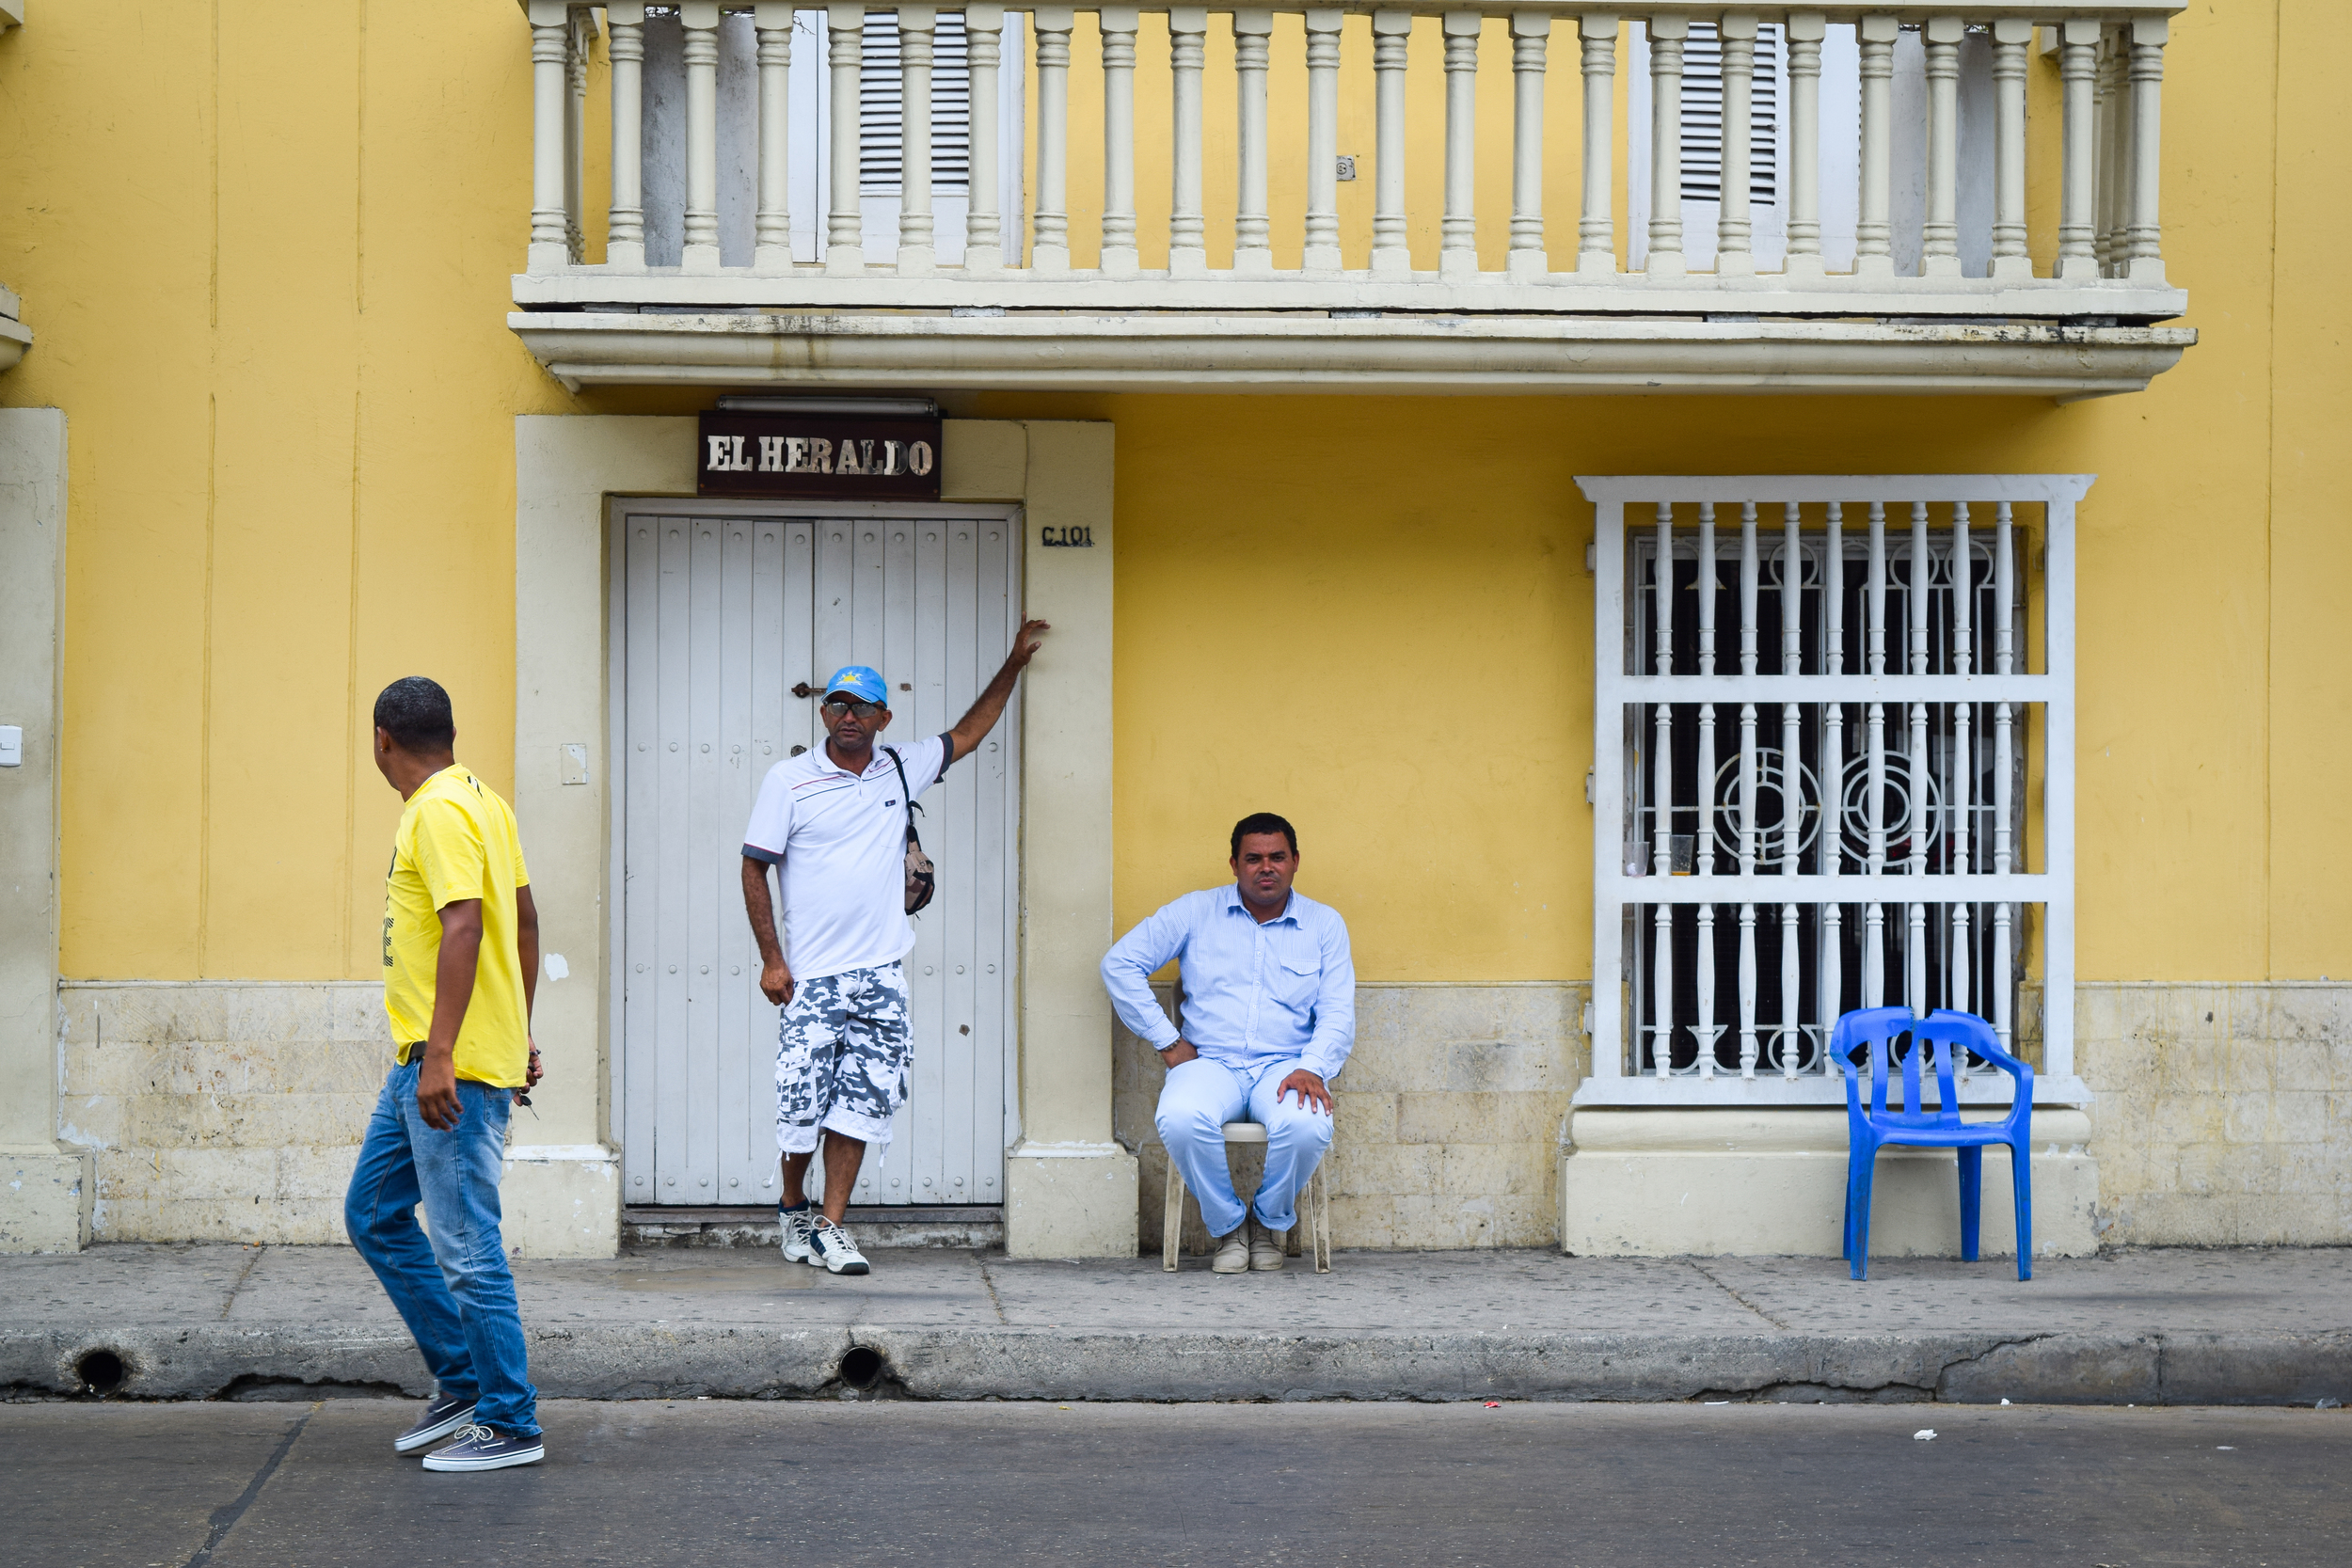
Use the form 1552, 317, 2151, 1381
509, 3, 2193, 398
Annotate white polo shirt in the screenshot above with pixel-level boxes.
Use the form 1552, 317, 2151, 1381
741, 734, 952, 981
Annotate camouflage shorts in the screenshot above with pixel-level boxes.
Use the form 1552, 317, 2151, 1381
774, 961, 912, 1154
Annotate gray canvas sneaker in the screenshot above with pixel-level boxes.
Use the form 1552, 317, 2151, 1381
1211, 1227, 1250, 1274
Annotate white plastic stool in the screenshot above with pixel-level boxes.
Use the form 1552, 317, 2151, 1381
1161, 1120, 1331, 1273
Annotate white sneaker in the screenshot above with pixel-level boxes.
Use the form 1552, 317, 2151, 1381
808, 1216, 870, 1275
1211, 1227, 1250, 1274
778, 1204, 817, 1264
1249, 1220, 1287, 1272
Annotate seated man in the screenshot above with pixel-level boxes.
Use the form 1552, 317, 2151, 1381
1101, 812, 1355, 1274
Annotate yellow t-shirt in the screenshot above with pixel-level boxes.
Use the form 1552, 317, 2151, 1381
381, 763, 532, 1087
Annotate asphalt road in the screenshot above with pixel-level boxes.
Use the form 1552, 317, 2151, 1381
8, 1399, 2346, 1567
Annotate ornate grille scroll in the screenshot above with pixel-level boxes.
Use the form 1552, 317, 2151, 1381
1581, 476, 2085, 1108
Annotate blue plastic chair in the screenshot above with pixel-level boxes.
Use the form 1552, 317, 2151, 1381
1832, 1006, 2034, 1282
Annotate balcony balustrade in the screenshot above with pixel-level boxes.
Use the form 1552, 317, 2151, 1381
510, 3, 2192, 396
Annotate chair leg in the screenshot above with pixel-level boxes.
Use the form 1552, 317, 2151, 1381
1957, 1145, 1983, 1263
1162, 1149, 1185, 1273
2010, 1138, 2033, 1282
1841, 1180, 1853, 1263
1311, 1164, 1331, 1273
1847, 1146, 1876, 1281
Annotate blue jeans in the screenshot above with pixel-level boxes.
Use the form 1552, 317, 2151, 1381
1154, 1055, 1333, 1236
343, 1061, 539, 1438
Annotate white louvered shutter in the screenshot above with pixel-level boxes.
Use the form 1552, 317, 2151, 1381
1677, 23, 1781, 207
857, 11, 972, 196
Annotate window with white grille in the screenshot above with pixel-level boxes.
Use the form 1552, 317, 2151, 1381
1580, 477, 2086, 1108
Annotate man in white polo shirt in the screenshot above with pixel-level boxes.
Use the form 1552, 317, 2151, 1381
740, 622, 1047, 1274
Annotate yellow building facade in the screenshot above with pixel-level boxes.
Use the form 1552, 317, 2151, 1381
1, 1, 2345, 1259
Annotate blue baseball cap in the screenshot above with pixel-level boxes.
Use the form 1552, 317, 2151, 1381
821, 664, 889, 705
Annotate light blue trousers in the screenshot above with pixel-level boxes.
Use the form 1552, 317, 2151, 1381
1154, 1055, 1333, 1237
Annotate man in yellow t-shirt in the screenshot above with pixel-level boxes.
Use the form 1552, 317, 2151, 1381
343, 676, 548, 1474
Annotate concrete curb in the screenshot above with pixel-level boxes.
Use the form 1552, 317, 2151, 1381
11, 1325, 2351, 1406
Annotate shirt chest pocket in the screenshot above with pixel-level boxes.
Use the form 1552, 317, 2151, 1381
1269, 945, 1321, 1009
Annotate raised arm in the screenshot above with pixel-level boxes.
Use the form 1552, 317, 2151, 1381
946, 619, 1050, 764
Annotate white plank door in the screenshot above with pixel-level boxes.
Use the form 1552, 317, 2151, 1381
616, 506, 1021, 1208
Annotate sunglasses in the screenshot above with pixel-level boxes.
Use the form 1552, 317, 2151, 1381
820, 698, 886, 720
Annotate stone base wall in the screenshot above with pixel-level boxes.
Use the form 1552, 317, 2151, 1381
2080, 982, 2352, 1245
49, 977, 2352, 1254
59, 982, 386, 1244
57, 981, 620, 1256
1116, 983, 1584, 1251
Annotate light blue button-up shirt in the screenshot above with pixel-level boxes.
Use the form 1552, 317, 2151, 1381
1100, 885, 1357, 1080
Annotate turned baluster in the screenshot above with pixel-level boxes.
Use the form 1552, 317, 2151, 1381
752, 2, 793, 273
1784, 12, 1823, 277
2056, 19, 2099, 280
527, 0, 572, 272
1305, 8, 1345, 274
966, 6, 1007, 272
1577, 13, 1617, 276
607, 2, 648, 273
896, 7, 939, 276
1507, 13, 1549, 281
1100, 6, 1140, 276
825, 3, 868, 274
1989, 19, 2031, 281
1372, 10, 1413, 277
1441, 11, 1483, 279
1854, 14, 1898, 279
2095, 29, 2124, 277
682, 1, 722, 274
1922, 16, 1963, 277
565, 10, 591, 262
1031, 7, 1074, 275
1645, 15, 1687, 278
2125, 17, 2168, 284
1718, 12, 1757, 277
1234, 9, 1275, 275
1169, 7, 1209, 276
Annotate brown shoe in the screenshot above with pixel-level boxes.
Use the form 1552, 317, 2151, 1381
1248, 1219, 1287, 1272
1211, 1227, 1250, 1274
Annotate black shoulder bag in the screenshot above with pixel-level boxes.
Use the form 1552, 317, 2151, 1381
885, 747, 937, 914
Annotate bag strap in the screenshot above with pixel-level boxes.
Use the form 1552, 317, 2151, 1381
884, 747, 923, 836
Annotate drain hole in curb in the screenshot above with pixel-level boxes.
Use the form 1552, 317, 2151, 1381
839, 1347, 886, 1390
77, 1350, 127, 1397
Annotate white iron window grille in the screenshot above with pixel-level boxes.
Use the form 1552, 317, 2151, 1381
1580, 476, 2088, 1109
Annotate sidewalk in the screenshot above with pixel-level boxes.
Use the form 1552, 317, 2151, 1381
7, 1243, 2349, 1406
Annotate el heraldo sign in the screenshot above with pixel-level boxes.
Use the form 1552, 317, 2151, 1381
696, 410, 942, 500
